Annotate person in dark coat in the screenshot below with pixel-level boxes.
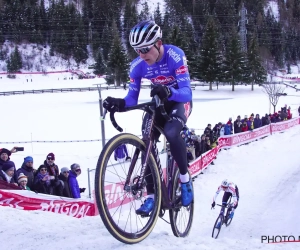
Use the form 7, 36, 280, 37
194, 136, 201, 158
16, 156, 35, 191
58, 167, 72, 198
68, 163, 85, 198
40, 153, 63, 196
253, 114, 262, 129
199, 134, 208, 155
0, 161, 17, 184
234, 116, 243, 133
0, 148, 18, 182
261, 114, 267, 126
34, 165, 53, 195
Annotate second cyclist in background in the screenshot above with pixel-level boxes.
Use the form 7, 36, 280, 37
211, 179, 239, 219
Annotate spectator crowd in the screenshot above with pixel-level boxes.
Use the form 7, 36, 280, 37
0, 149, 86, 199
177, 104, 295, 164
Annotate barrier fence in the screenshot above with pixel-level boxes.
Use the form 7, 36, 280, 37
0, 117, 299, 218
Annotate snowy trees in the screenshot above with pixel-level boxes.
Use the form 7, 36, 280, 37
7, 46, 22, 73
247, 35, 267, 90
0, 0, 298, 79
197, 17, 222, 90
222, 30, 247, 91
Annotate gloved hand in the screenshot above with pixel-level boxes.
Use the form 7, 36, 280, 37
103, 97, 125, 112
80, 188, 86, 193
150, 85, 172, 100
125, 156, 131, 161
211, 201, 215, 208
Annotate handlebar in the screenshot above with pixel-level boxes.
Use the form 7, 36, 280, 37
102, 95, 171, 132
216, 203, 232, 208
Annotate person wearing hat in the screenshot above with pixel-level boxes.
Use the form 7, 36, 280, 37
0, 161, 17, 184
18, 173, 30, 190
58, 167, 72, 198
39, 153, 63, 196
0, 148, 18, 182
68, 163, 86, 198
34, 165, 53, 194
16, 156, 35, 191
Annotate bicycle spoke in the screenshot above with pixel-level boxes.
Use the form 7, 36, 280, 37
95, 133, 161, 244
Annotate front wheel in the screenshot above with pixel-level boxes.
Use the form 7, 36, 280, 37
94, 133, 162, 244
169, 168, 194, 237
212, 214, 223, 239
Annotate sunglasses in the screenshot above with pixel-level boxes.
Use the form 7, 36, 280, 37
63, 171, 69, 174
134, 44, 154, 54
47, 158, 54, 161
75, 168, 81, 172
40, 168, 47, 171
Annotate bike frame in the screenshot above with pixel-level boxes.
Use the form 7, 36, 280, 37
217, 197, 232, 218
106, 96, 178, 211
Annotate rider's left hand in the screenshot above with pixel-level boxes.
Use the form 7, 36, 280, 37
103, 97, 125, 112
211, 201, 215, 208
150, 85, 172, 99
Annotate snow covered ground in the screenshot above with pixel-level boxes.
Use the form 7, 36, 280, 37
0, 74, 300, 249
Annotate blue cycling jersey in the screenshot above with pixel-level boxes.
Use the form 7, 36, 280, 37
124, 44, 192, 106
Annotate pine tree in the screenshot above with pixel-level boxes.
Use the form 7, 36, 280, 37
7, 46, 22, 73
101, 21, 116, 61
223, 30, 246, 91
138, 2, 151, 21
72, 17, 88, 65
107, 30, 129, 86
197, 16, 223, 90
166, 26, 186, 48
123, 0, 138, 60
153, 3, 163, 27
94, 49, 107, 75
247, 34, 267, 90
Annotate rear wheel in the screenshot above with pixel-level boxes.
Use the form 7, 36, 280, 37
94, 133, 162, 244
212, 215, 223, 239
225, 207, 233, 227
169, 168, 194, 237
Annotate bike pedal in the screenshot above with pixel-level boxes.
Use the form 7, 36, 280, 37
140, 214, 150, 218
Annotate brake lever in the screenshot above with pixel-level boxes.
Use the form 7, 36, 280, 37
101, 109, 108, 120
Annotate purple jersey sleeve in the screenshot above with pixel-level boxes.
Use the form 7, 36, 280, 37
165, 46, 192, 102
124, 58, 143, 107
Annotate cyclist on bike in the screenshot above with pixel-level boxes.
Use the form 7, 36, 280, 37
211, 179, 239, 219
103, 20, 194, 216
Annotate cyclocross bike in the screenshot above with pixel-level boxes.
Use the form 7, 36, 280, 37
211, 197, 233, 239
94, 96, 194, 244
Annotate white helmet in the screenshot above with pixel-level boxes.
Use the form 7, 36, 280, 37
129, 20, 162, 49
221, 179, 229, 188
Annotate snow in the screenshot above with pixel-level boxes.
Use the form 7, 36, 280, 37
0, 75, 300, 249
137, 0, 166, 16
264, 0, 279, 22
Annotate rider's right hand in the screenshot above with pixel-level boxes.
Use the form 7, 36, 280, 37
211, 201, 215, 208
103, 97, 126, 112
